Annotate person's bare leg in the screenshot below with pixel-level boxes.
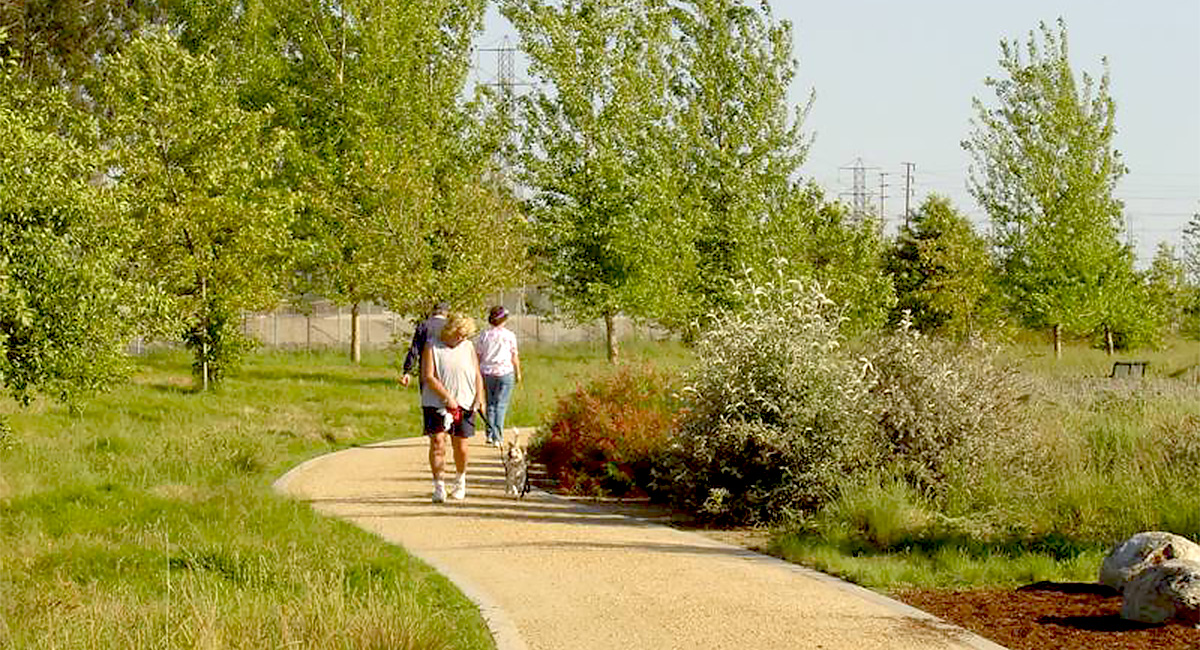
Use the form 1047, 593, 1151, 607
452, 436, 470, 475
429, 433, 449, 502
450, 435, 470, 499
429, 433, 448, 479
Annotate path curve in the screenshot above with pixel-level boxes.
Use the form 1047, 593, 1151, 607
274, 430, 1007, 650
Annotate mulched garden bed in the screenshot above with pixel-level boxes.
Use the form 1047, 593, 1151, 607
896, 582, 1200, 650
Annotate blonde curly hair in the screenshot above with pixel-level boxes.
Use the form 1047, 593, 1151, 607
439, 312, 477, 344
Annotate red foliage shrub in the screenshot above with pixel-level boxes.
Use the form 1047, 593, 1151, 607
534, 364, 680, 497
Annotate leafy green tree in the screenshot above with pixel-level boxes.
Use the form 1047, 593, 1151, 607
964, 19, 1146, 357
667, 0, 812, 331
0, 0, 160, 86
506, 0, 820, 355
1184, 210, 1200, 286
0, 53, 139, 404
503, 0, 685, 362
242, 0, 526, 361
94, 32, 293, 388
886, 195, 995, 339
763, 186, 894, 335
1145, 242, 1191, 336
1179, 210, 1200, 338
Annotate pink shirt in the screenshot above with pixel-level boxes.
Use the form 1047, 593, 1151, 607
476, 326, 518, 376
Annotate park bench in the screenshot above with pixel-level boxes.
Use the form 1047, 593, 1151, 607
1110, 361, 1149, 379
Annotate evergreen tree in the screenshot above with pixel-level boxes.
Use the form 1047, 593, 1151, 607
885, 195, 995, 340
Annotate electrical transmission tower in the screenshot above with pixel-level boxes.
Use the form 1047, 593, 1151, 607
840, 158, 879, 225
901, 162, 916, 228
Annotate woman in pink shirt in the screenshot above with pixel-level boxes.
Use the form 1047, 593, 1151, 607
476, 306, 522, 446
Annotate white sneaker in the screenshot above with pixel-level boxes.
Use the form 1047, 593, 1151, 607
451, 476, 467, 500
432, 480, 446, 503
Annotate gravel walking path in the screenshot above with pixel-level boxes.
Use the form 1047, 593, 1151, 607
274, 429, 1008, 650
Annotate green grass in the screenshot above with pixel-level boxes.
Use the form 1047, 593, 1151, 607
0, 349, 492, 649
0, 341, 693, 649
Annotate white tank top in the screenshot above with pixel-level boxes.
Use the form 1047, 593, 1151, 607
421, 339, 478, 407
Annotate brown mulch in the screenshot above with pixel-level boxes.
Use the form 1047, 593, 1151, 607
895, 582, 1200, 650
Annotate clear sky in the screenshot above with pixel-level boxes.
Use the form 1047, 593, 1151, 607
476, 1, 1200, 267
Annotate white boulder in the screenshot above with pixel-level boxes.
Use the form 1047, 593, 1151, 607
1099, 531, 1200, 592
1120, 559, 1200, 626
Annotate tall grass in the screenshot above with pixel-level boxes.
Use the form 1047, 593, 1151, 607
776, 337, 1200, 591
0, 350, 493, 649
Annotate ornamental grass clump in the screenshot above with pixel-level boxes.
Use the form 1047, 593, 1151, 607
652, 277, 876, 524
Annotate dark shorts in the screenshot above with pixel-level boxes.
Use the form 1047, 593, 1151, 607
422, 406, 476, 438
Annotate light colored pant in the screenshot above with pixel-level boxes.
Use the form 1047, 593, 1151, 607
483, 373, 515, 443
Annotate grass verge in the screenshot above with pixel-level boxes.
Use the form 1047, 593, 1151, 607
0, 349, 492, 649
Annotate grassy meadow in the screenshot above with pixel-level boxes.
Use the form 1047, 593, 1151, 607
0, 341, 688, 649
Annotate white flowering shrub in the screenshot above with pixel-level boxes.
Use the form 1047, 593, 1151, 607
650, 274, 1032, 526
650, 276, 878, 523
860, 318, 1032, 499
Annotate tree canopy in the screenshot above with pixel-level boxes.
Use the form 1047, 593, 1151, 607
93, 32, 294, 386
0, 56, 140, 403
964, 19, 1149, 354
886, 195, 994, 340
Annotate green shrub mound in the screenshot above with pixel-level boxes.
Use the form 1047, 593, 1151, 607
649, 279, 873, 523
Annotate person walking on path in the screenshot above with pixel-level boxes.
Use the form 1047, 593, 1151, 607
421, 312, 484, 502
399, 301, 449, 388
476, 305, 521, 446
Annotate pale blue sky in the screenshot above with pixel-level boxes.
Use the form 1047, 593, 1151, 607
477, 1, 1200, 267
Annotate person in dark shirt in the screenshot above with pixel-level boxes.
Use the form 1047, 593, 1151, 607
399, 301, 450, 388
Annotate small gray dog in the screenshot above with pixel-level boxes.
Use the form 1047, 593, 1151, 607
502, 441, 530, 498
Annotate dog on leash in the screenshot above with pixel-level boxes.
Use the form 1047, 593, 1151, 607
502, 441, 530, 498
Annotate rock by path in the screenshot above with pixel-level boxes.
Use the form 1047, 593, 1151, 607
275, 430, 1007, 650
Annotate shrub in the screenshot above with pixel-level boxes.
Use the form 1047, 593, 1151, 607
859, 318, 1034, 500
534, 364, 680, 497
651, 276, 877, 524
652, 274, 1034, 526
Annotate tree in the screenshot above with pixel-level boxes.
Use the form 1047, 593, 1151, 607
504, 0, 685, 362
506, 0, 817, 356
94, 32, 293, 388
666, 0, 812, 333
1184, 209, 1200, 286
886, 195, 995, 339
0, 0, 161, 86
244, 0, 527, 362
1144, 242, 1191, 337
760, 185, 893, 335
1180, 210, 1200, 338
0, 52, 139, 404
963, 19, 1144, 357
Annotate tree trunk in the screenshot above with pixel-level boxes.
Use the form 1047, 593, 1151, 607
604, 311, 619, 364
1105, 324, 1115, 356
350, 302, 361, 364
1053, 323, 1062, 360
201, 276, 210, 392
